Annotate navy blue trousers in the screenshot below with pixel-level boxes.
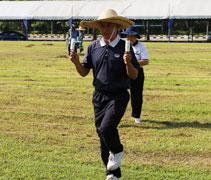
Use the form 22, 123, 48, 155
130, 68, 145, 118
92, 89, 129, 178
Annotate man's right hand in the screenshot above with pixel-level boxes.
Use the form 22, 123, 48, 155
69, 50, 90, 77
70, 50, 80, 65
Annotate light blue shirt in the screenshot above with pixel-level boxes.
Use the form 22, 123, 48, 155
68, 28, 78, 45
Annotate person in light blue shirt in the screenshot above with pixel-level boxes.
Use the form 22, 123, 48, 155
77, 26, 86, 54
67, 24, 78, 55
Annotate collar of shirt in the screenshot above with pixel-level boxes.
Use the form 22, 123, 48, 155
100, 35, 120, 48
133, 40, 139, 47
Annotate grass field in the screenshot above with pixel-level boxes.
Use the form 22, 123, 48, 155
0, 41, 211, 180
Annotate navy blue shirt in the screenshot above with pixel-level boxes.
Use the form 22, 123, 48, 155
82, 36, 139, 93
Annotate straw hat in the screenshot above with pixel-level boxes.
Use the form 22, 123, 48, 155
77, 26, 86, 31
80, 9, 134, 29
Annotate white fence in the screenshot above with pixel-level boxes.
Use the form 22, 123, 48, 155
28, 34, 209, 42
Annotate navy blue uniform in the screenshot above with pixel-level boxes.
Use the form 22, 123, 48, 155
82, 36, 139, 178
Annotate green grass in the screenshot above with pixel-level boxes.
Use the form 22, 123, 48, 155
0, 41, 211, 179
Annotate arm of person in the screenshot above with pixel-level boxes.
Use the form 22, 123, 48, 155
138, 44, 149, 66
138, 59, 149, 66
66, 35, 69, 41
123, 52, 138, 80
69, 50, 90, 77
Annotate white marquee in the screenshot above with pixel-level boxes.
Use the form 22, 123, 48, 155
1, 0, 210, 21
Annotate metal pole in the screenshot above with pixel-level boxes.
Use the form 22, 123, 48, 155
168, 19, 174, 43
51, 21, 53, 35
23, 19, 28, 40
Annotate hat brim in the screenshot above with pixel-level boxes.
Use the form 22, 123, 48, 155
80, 16, 134, 30
77, 28, 86, 31
120, 32, 140, 39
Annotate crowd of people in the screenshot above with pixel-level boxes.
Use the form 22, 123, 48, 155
69, 9, 149, 180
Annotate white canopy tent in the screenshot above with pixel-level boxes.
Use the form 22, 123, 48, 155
122, 0, 171, 20
0, 1, 44, 20
30, 1, 75, 20
0, 1, 74, 20
0, 0, 170, 21
0, 0, 211, 20
0, 0, 210, 41
170, 0, 211, 19
72, 1, 132, 20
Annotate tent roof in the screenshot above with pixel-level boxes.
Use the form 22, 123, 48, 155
121, 0, 171, 20
0, 1, 76, 20
0, 1, 43, 20
73, 1, 132, 20
0, 0, 211, 21
170, 0, 211, 19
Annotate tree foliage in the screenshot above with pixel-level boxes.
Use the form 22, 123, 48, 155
0, 19, 210, 35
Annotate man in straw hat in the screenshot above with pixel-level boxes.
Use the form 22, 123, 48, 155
70, 9, 139, 180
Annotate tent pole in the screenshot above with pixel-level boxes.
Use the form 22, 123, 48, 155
186, 20, 190, 42
146, 20, 150, 41
144, 20, 150, 41
206, 21, 209, 36
161, 20, 164, 34
23, 19, 28, 40
68, 19, 73, 29
51, 21, 53, 35
93, 28, 97, 40
63, 21, 66, 39
168, 19, 174, 43
33, 20, 36, 34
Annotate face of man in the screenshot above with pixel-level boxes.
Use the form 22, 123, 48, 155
99, 22, 117, 42
126, 35, 137, 45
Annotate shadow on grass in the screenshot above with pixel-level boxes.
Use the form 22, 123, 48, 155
120, 120, 211, 129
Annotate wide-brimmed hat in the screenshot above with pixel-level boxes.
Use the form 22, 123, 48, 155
77, 26, 86, 31
80, 9, 134, 30
120, 25, 140, 39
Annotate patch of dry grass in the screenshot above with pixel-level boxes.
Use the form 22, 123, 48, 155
0, 41, 210, 179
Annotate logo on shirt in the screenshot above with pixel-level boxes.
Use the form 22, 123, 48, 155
114, 54, 120, 58
135, 50, 140, 55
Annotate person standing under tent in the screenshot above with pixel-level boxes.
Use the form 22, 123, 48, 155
67, 24, 78, 55
69, 9, 139, 180
121, 25, 149, 123
76, 25, 86, 55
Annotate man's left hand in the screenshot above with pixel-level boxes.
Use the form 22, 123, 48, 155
123, 52, 132, 65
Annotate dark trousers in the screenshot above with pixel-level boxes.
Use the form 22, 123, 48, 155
130, 68, 145, 118
92, 89, 129, 178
